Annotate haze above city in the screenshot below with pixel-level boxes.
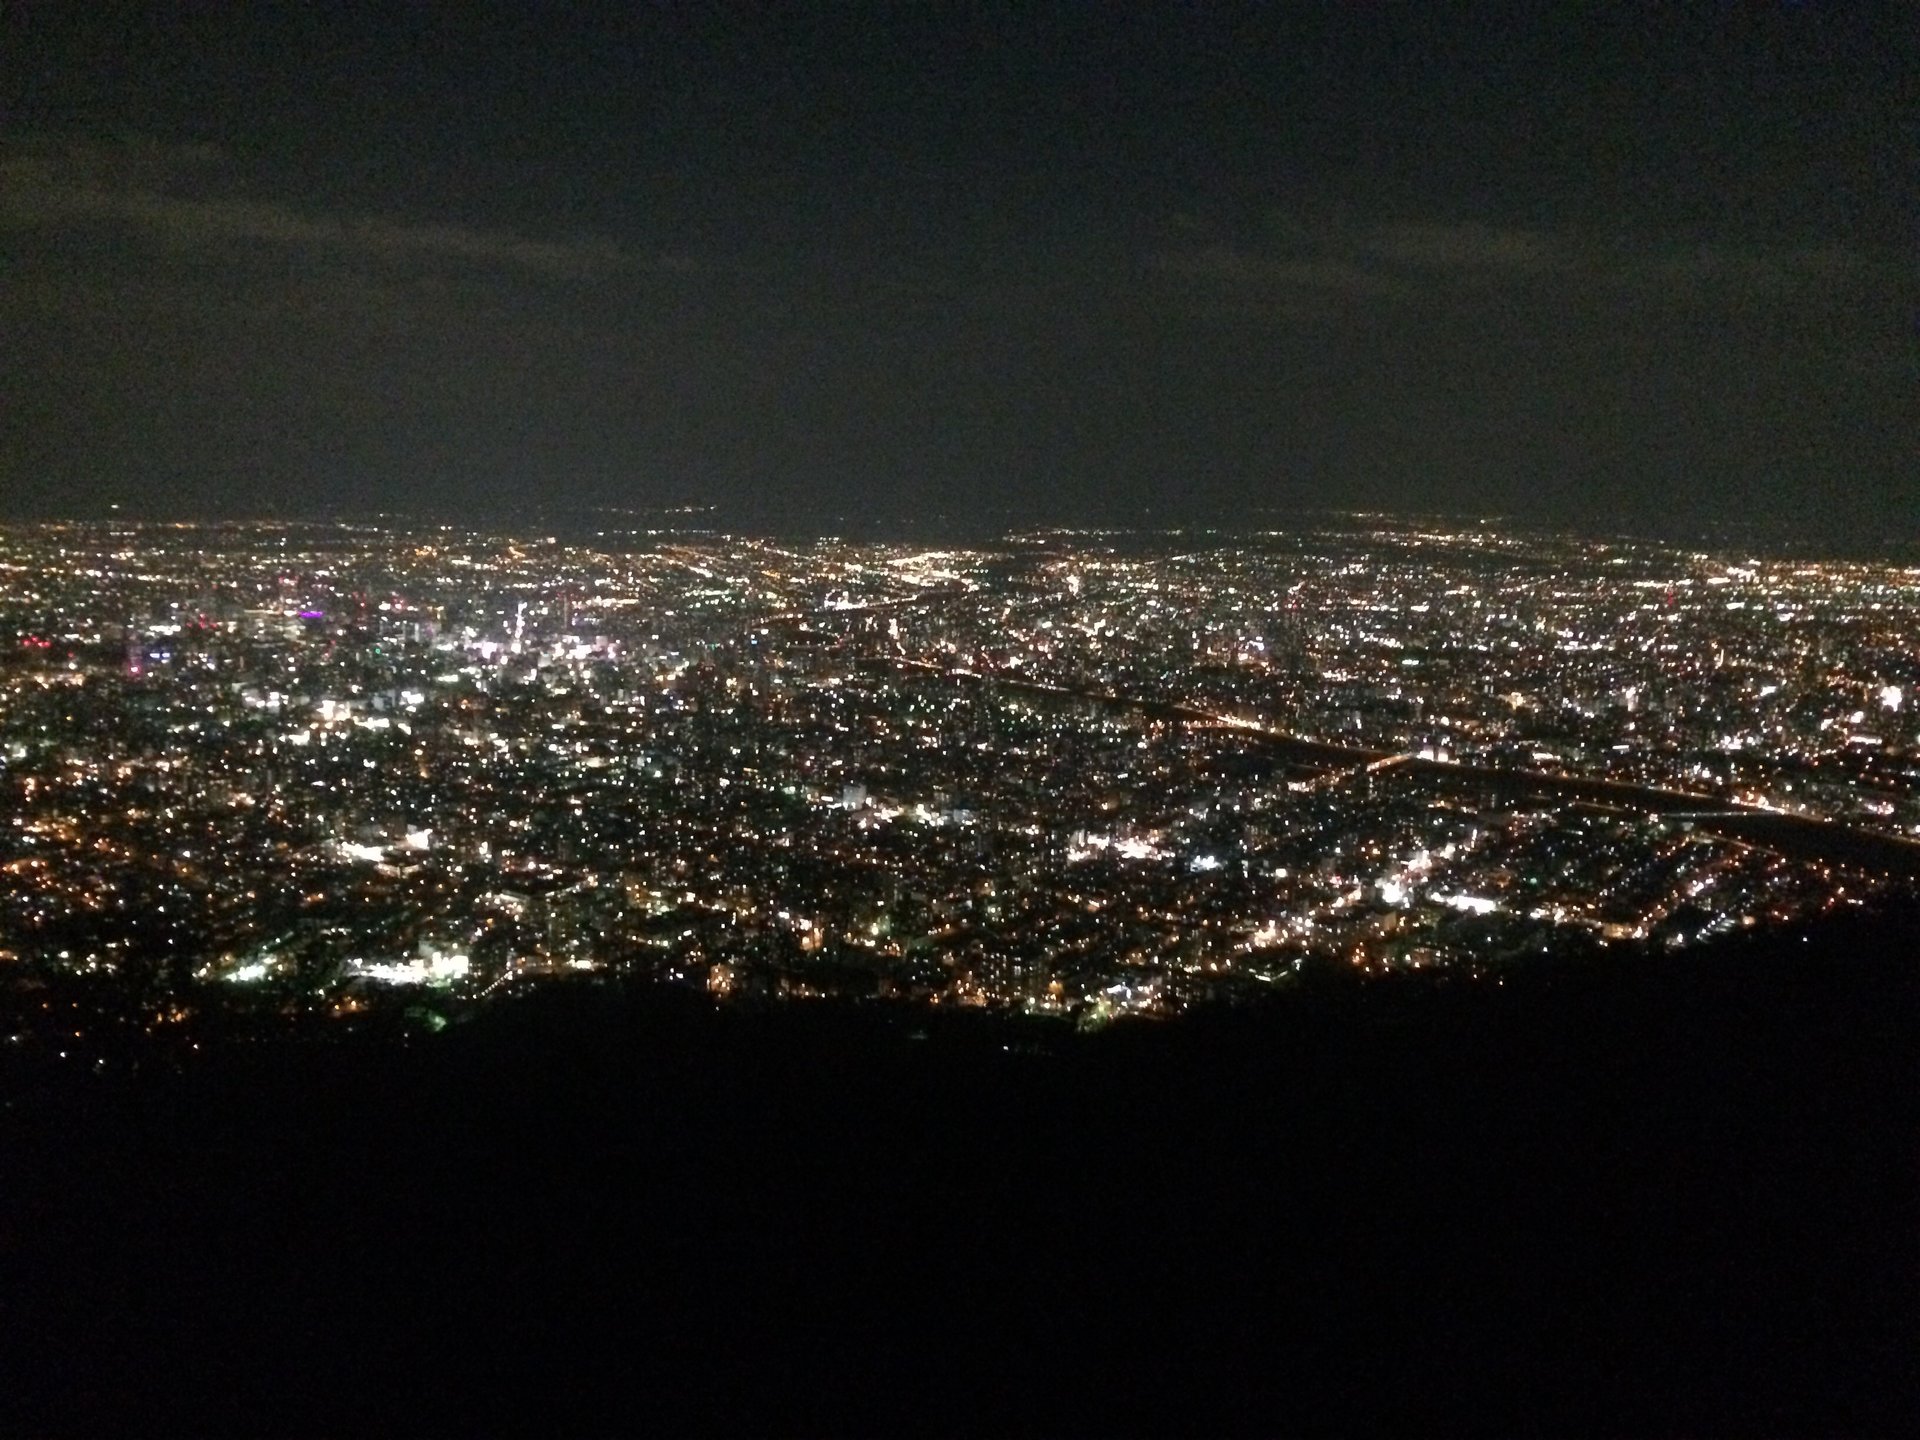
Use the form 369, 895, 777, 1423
3, 6, 1912, 542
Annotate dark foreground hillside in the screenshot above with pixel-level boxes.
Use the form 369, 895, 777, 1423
5, 913, 1916, 1437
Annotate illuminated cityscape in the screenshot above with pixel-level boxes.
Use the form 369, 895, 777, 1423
5, 516, 1917, 1061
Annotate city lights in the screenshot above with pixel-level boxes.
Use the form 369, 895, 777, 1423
1, 517, 1916, 1054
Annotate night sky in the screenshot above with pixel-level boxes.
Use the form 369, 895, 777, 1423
2, 4, 1912, 540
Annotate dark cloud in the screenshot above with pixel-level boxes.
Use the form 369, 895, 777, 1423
1153, 246, 1404, 303
1363, 222, 1558, 275
0, 136, 629, 276
1156, 216, 1899, 319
